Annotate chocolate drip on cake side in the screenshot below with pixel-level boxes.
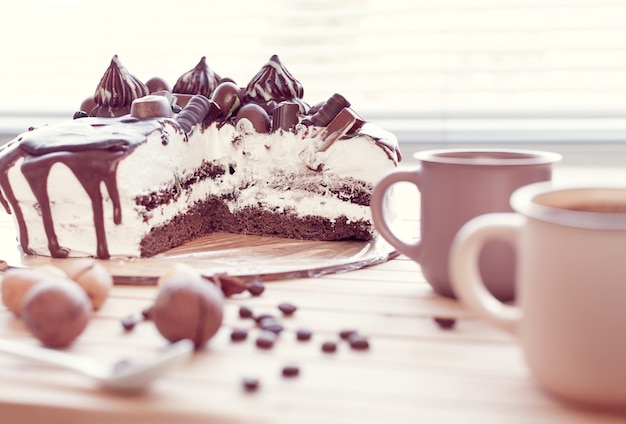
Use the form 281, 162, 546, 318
1, 117, 162, 259
0, 142, 35, 254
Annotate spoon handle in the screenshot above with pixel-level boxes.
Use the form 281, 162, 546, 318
0, 339, 102, 376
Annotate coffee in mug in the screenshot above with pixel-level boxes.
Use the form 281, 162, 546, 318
450, 182, 626, 408
370, 149, 561, 301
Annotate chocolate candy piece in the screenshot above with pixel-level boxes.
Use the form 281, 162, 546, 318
130, 95, 173, 119
318, 107, 365, 151
271, 101, 300, 132
235, 104, 270, 133
173, 93, 194, 109
146, 77, 171, 93
306, 93, 350, 127
79, 97, 96, 115
176, 95, 212, 133
173, 56, 221, 97
211, 82, 242, 119
93, 55, 149, 110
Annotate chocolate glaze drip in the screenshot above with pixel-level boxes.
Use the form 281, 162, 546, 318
177, 95, 212, 133
173, 56, 221, 98
91, 55, 149, 117
0, 117, 163, 258
243, 55, 308, 114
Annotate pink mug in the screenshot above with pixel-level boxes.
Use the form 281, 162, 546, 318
370, 149, 561, 301
450, 182, 626, 408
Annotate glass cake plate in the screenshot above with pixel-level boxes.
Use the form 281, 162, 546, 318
0, 229, 398, 285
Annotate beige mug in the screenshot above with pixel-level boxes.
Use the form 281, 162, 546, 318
450, 182, 626, 408
370, 149, 561, 301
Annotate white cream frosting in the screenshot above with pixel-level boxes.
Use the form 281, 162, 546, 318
4, 118, 398, 258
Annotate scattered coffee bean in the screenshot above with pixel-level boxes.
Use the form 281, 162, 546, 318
248, 280, 265, 296
121, 315, 138, 331
350, 337, 370, 350
73, 111, 89, 119
260, 321, 284, 335
278, 302, 297, 316
321, 341, 337, 353
434, 317, 456, 329
230, 328, 248, 342
141, 306, 153, 320
239, 305, 254, 319
281, 364, 300, 378
339, 329, 358, 340
348, 335, 370, 351
242, 377, 260, 392
296, 328, 313, 341
254, 313, 275, 325
256, 330, 277, 349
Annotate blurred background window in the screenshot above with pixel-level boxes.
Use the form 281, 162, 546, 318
2, 0, 626, 150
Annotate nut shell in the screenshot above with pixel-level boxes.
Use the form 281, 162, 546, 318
21, 279, 92, 348
66, 259, 113, 310
1, 269, 50, 317
152, 277, 224, 349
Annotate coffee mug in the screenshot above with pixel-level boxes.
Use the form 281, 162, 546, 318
450, 182, 626, 408
370, 149, 561, 301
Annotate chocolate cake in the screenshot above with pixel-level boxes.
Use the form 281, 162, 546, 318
0, 55, 401, 259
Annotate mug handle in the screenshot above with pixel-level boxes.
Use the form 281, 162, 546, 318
371, 168, 422, 263
449, 213, 523, 334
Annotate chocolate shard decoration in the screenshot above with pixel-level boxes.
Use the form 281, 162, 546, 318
305, 93, 350, 127
92, 55, 149, 117
318, 107, 365, 152
176, 95, 212, 133
272, 101, 300, 132
173, 56, 221, 98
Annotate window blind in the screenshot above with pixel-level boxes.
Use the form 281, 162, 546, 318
2, 0, 626, 142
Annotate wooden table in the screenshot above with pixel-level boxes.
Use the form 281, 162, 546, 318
1, 166, 626, 424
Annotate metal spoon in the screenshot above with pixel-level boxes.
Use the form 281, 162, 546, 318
0, 338, 194, 393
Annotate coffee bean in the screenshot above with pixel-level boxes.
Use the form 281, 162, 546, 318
281, 364, 300, 378
141, 306, 153, 320
254, 313, 275, 325
260, 321, 284, 335
348, 335, 370, 351
434, 317, 456, 330
121, 315, 138, 331
242, 377, 260, 392
238, 305, 254, 319
256, 331, 277, 349
248, 280, 265, 296
321, 341, 337, 353
339, 329, 358, 340
296, 328, 312, 341
278, 302, 297, 315
230, 328, 248, 341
